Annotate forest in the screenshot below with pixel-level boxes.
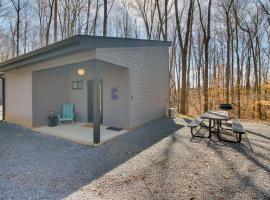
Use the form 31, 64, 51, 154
0, 0, 269, 121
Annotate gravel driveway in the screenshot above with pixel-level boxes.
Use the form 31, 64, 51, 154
0, 118, 269, 200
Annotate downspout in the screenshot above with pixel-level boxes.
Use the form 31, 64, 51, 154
0, 73, 5, 122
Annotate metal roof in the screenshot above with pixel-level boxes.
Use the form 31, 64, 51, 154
0, 35, 171, 71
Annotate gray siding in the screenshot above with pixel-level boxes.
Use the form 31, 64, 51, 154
0, 35, 171, 71
97, 47, 169, 128
4, 46, 169, 129
32, 67, 70, 126
0, 79, 2, 104
5, 50, 95, 127
67, 61, 129, 128
101, 63, 129, 128
32, 61, 129, 128
5, 67, 33, 127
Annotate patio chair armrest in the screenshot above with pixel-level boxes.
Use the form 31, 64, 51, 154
71, 112, 75, 119
57, 114, 61, 121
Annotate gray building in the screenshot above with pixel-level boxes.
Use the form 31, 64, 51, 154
0, 79, 2, 104
0, 35, 171, 129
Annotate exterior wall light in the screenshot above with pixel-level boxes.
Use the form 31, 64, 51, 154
77, 68, 85, 76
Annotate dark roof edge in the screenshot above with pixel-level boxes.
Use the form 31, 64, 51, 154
77, 34, 172, 45
0, 36, 80, 68
0, 35, 171, 70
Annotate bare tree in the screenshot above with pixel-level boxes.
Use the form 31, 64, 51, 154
54, 0, 57, 42
155, 0, 173, 41
233, 0, 241, 118
103, 0, 114, 36
165, 0, 168, 41
11, 0, 27, 56
103, 0, 107, 36
221, 0, 234, 103
175, 0, 195, 114
258, 0, 270, 25
85, 0, 92, 34
134, 0, 157, 39
0, 0, 269, 121
22, 8, 29, 54
197, 0, 212, 112
118, 0, 132, 38
45, 0, 54, 45
91, 0, 101, 35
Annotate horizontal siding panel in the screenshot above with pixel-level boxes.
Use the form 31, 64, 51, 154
5, 68, 33, 126
5, 50, 96, 127
97, 46, 169, 128
32, 61, 130, 128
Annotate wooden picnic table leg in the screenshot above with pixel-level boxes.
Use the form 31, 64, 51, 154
208, 119, 212, 138
217, 120, 242, 143
217, 120, 222, 140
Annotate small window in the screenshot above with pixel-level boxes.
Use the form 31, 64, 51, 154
72, 81, 83, 90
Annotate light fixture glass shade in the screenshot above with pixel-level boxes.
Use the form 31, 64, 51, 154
77, 68, 85, 76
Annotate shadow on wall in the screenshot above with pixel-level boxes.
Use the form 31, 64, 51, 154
0, 118, 183, 199
0, 106, 2, 121
0, 79, 2, 121
0, 78, 2, 105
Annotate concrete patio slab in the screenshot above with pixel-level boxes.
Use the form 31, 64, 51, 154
34, 122, 128, 145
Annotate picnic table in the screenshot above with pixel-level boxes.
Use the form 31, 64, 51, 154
200, 110, 229, 140
188, 109, 246, 143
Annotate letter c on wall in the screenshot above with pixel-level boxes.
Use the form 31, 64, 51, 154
111, 87, 118, 100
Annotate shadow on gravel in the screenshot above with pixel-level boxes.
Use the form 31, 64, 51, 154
207, 128, 270, 199
0, 118, 183, 199
206, 130, 270, 173
179, 118, 270, 199
246, 129, 270, 141
210, 142, 270, 199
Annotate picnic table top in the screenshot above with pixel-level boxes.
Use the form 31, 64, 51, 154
201, 110, 229, 120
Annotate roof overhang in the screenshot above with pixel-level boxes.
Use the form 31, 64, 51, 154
0, 35, 171, 72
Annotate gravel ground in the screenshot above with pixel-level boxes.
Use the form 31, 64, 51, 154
0, 118, 269, 200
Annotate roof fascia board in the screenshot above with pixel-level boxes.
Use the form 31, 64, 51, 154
0, 42, 83, 71
0, 35, 172, 71
80, 36, 171, 49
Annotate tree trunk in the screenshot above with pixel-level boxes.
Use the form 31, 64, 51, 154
103, 0, 107, 36
175, 0, 194, 114
231, 26, 234, 103
54, 0, 58, 42
234, 6, 241, 118
197, 0, 212, 112
225, 14, 231, 103
16, 0, 20, 56
45, 0, 54, 46
225, 0, 233, 103
165, 0, 168, 41
91, 0, 100, 35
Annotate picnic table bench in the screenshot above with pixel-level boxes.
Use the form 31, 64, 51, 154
188, 111, 246, 143
188, 117, 209, 138
231, 119, 245, 143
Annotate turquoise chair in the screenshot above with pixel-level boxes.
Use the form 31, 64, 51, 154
57, 104, 75, 125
